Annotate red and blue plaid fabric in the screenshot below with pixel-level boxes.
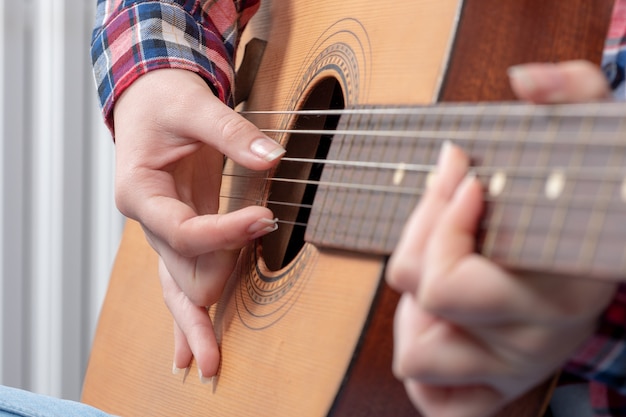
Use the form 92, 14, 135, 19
559, 3, 626, 415
565, 285, 626, 416
91, 0, 259, 131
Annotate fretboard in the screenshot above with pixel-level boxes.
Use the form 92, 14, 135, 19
305, 102, 626, 280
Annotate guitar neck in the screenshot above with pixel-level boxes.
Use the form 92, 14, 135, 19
305, 102, 626, 280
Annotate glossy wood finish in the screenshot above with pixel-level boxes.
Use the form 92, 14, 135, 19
440, 0, 614, 102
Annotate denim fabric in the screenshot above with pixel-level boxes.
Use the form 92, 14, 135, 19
0, 386, 118, 417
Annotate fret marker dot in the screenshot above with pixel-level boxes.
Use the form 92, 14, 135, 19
489, 171, 507, 197
393, 163, 407, 186
545, 171, 565, 200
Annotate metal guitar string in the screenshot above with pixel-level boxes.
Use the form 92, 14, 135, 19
222, 106, 626, 229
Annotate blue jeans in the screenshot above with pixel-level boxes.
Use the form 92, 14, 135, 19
0, 385, 118, 417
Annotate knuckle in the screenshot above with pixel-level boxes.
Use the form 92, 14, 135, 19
187, 283, 221, 307
418, 274, 449, 314
393, 344, 420, 379
386, 256, 422, 293
167, 228, 197, 258
113, 181, 135, 218
167, 234, 189, 256
216, 113, 255, 144
214, 215, 243, 249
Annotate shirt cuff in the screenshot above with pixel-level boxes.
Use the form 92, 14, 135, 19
564, 283, 626, 395
91, 1, 236, 133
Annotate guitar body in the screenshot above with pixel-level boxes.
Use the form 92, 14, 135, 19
82, 1, 613, 416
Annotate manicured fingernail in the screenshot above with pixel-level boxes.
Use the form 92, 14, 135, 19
251, 137, 286, 162
427, 141, 454, 189
172, 364, 185, 375
507, 65, 535, 93
462, 170, 478, 186
248, 218, 279, 240
172, 364, 190, 381
199, 370, 213, 385
508, 64, 566, 102
453, 171, 480, 204
437, 140, 455, 167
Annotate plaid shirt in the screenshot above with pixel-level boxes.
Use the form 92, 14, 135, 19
91, 1, 626, 415
91, 0, 259, 131
560, 3, 626, 416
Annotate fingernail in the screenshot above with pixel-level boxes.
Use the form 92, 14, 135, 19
251, 137, 286, 162
172, 364, 185, 375
507, 65, 535, 93
453, 170, 480, 203
248, 217, 278, 240
437, 140, 455, 168
199, 369, 213, 385
508, 64, 566, 102
462, 170, 478, 186
427, 141, 454, 189
172, 364, 190, 381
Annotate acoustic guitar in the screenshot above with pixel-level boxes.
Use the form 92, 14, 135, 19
82, 0, 617, 416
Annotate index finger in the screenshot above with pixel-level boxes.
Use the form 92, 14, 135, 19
508, 60, 610, 103
386, 141, 470, 294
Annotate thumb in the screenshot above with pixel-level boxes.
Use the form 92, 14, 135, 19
508, 60, 610, 103
170, 70, 286, 169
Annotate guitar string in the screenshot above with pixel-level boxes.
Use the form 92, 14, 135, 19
221, 192, 626, 237
240, 104, 626, 118
259, 128, 626, 147
221, 173, 626, 207
223, 163, 626, 184
222, 148, 626, 207
230, 107, 626, 233
274, 157, 626, 179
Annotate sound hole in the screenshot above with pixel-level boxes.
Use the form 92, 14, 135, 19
261, 77, 345, 271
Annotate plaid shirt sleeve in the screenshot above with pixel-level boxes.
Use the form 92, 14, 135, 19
91, 0, 260, 132
560, 2, 626, 416
565, 285, 626, 416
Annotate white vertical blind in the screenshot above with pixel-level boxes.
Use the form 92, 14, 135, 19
0, 0, 124, 401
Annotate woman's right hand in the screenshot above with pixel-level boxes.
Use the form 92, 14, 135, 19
112, 68, 285, 382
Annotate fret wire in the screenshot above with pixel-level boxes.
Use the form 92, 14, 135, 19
510, 106, 556, 262
579, 119, 625, 272
261, 128, 626, 146
541, 112, 581, 268
376, 109, 414, 246
310, 110, 348, 245
364, 107, 394, 249
569, 114, 597, 272
317, 110, 357, 245
340, 109, 372, 247
358, 107, 382, 247
480, 103, 511, 258
331, 110, 364, 245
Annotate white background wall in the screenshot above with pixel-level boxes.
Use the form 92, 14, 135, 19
0, 0, 124, 401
